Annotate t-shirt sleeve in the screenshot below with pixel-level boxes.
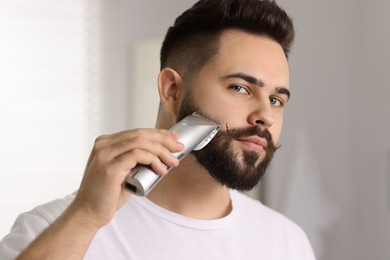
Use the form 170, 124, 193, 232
0, 210, 51, 260
0, 194, 75, 260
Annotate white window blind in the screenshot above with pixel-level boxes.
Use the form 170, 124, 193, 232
0, 0, 103, 238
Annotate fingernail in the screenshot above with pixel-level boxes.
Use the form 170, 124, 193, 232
170, 131, 180, 138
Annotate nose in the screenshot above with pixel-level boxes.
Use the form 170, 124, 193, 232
248, 100, 274, 128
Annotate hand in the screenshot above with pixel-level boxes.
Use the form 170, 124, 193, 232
70, 129, 184, 228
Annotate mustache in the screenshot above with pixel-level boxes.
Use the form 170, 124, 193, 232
223, 124, 280, 151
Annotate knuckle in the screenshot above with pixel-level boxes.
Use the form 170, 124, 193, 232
131, 128, 144, 136
130, 148, 143, 156
131, 136, 145, 144
93, 135, 107, 152
159, 147, 170, 157
92, 143, 104, 155
95, 135, 107, 143
150, 157, 161, 167
158, 129, 170, 135
92, 143, 102, 154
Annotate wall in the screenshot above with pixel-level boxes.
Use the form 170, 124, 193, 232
99, 1, 390, 259
267, 1, 390, 259
98, 0, 195, 133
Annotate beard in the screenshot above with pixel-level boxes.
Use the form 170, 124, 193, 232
177, 92, 278, 191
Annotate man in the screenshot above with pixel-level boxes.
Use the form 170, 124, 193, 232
0, 0, 316, 259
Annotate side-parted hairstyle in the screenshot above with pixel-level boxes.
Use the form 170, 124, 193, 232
160, 0, 294, 80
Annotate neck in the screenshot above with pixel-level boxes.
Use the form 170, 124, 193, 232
147, 154, 232, 220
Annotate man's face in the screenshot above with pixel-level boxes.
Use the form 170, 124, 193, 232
177, 29, 290, 191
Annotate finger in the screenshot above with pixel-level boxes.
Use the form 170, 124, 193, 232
93, 129, 178, 152
107, 135, 183, 161
124, 146, 180, 173
97, 128, 183, 162
109, 148, 173, 179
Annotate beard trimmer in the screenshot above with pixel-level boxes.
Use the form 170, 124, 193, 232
125, 112, 221, 196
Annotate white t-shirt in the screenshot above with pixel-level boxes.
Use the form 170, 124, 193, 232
0, 190, 316, 260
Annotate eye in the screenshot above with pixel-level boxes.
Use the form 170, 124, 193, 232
270, 97, 283, 107
229, 85, 249, 94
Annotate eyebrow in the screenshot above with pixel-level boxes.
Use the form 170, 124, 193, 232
219, 72, 291, 100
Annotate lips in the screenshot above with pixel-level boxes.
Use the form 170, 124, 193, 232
236, 136, 268, 153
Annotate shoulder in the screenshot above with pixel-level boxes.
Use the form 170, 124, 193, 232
28, 192, 76, 224
232, 190, 308, 238
9, 191, 76, 233
231, 191, 316, 258
0, 192, 76, 259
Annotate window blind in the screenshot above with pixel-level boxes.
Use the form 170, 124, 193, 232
0, 0, 103, 237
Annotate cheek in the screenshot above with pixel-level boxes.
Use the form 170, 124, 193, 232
205, 102, 244, 130
193, 89, 238, 120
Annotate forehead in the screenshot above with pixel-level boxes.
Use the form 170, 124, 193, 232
205, 29, 290, 88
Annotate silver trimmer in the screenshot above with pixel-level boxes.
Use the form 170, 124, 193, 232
124, 112, 221, 196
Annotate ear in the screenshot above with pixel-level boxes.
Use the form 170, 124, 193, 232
157, 68, 183, 115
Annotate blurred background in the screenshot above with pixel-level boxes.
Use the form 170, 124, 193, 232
0, 1, 389, 259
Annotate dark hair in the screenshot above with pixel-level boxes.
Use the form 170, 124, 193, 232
160, 0, 294, 79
